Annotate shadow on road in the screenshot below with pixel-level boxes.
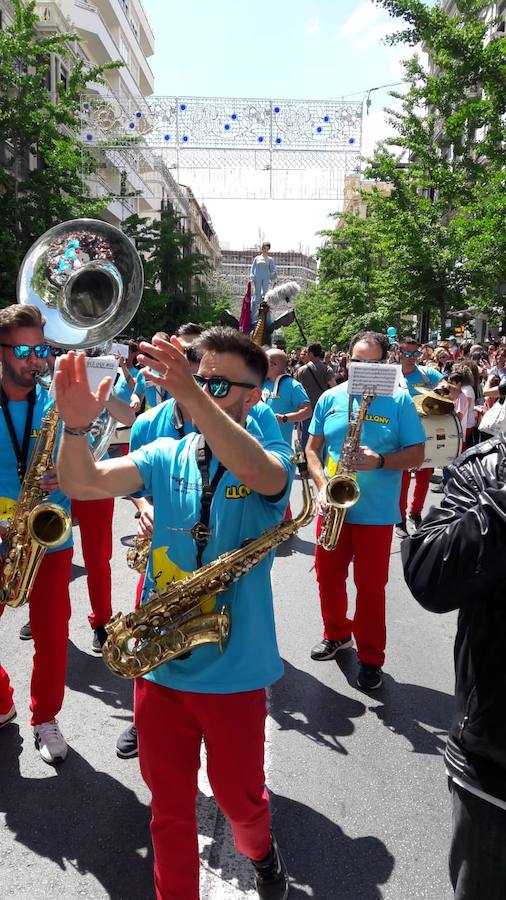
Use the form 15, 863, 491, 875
70, 562, 87, 582
273, 791, 395, 900
335, 655, 453, 755
270, 659, 366, 754
0, 726, 154, 900
65, 639, 134, 713
203, 789, 394, 900
276, 535, 315, 558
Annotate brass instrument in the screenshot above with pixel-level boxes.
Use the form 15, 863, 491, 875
126, 536, 150, 574
0, 220, 144, 607
103, 445, 315, 678
251, 301, 269, 345
317, 390, 375, 551
0, 400, 72, 608
412, 384, 454, 417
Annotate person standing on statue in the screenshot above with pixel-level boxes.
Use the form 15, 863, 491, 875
250, 242, 277, 324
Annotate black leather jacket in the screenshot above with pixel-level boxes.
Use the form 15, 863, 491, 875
401, 436, 506, 802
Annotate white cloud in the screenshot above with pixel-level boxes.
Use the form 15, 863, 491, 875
307, 20, 319, 35
339, 3, 381, 38
355, 18, 400, 48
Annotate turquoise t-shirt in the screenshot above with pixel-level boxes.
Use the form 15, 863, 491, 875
262, 376, 310, 444
114, 366, 138, 403
133, 371, 169, 411
249, 400, 283, 444
309, 383, 426, 525
403, 365, 443, 398
129, 424, 293, 693
0, 385, 72, 552
130, 398, 192, 451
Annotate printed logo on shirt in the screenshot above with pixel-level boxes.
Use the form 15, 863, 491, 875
0, 496, 16, 527
364, 414, 390, 425
225, 484, 252, 500
151, 545, 215, 613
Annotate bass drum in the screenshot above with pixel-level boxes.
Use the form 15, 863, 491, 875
419, 413, 463, 469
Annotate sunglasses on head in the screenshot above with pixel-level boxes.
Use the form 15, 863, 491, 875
194, 374, 256, 398
0, 343, 50, 360
401, 350, 420, 359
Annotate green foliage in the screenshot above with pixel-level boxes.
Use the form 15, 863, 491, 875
0, 0, 120, 302
122, 209, 223, 337
303, 0, 506, 342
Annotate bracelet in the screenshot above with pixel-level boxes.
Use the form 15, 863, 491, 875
64, 423, 94, 436
377, 453, 385, 469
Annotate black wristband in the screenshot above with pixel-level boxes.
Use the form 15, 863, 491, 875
64, 423, 94, 436
377, 453, 385, 469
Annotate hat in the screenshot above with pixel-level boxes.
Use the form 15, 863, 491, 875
449, 336, 457, 342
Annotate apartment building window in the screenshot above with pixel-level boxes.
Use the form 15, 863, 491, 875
130, 13, 139, 39
59, 63, 69, 92
130, 59, 140, 86
118, 32, 130, 64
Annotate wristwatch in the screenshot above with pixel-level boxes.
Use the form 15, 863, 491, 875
281, 415, 288, 423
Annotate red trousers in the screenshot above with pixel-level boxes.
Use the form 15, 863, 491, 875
72, 497, 114, 629
399, 468, 432, 521
0, 548, 72, 724
135, 678, 271, 900
314, 518, 393, 667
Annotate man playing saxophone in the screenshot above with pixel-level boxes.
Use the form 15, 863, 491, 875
0, 304, 72, 764
306, 330, 425, 690
55, 328, 294, 900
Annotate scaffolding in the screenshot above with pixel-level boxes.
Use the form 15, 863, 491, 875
80, 94, 363, 201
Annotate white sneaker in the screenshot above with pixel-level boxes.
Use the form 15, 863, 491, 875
33, 719, 68, 765
0, 704, 16, 728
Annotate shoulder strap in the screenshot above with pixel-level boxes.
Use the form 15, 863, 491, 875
306, 362, 327, 394
193, 434, 226, 568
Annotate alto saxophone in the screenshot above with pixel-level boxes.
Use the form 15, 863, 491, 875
126, 536, 150, 574
103, 446, 315, 678
317, 389, 375, 551
0, 400, 72, 608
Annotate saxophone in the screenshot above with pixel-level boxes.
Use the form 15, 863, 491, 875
103, 446, 315, 678
0, 401, 72, 608
317, 389, 375, 551
126, 536, 150, 574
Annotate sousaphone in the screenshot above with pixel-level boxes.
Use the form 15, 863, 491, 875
17, 219, 144, 456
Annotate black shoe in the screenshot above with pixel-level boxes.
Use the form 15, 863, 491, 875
92, 626, 108, 654
310, 636, 352, 661
19, 621, 32, 641
395, 520, 409, 539
409, 512, 422, 529
357, 663, 383, 691
251, 835, 288, 900
116, 723, 138, 759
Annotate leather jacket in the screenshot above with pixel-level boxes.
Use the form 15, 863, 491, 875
401, 436, 506, 801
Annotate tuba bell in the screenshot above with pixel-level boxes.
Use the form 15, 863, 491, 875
17, 218, 143, 349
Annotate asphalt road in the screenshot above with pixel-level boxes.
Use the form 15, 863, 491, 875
0, 479, 456, 900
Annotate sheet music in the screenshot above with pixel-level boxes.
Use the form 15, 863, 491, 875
347, 362, 401, 398
50, 355, 118, 400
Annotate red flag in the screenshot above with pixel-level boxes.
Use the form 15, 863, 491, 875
239, 281, 252, 335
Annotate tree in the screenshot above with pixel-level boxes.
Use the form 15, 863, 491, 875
305, 1, 506, 340
0, 0, 119, 302
122, 208, 224, 337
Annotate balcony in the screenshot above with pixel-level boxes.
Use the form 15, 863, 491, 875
70, 1, 153, 96
92, 0, 155, 92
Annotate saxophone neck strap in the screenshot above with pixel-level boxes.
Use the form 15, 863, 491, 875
0, 385, 36, 483
194, 434, 226, 568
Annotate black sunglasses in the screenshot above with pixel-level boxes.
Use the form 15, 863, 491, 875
194, 375, 256, 398
0, 343, 50, 360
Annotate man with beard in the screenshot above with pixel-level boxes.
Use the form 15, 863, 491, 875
55, 327, 293, 900
0, 304, 72, 764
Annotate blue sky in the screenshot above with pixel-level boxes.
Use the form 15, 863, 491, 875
141, 0, 411, 252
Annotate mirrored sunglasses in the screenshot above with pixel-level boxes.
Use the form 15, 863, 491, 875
194, 374, 256, 398
0, 343, 50, 360
400, 350, 420, 359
